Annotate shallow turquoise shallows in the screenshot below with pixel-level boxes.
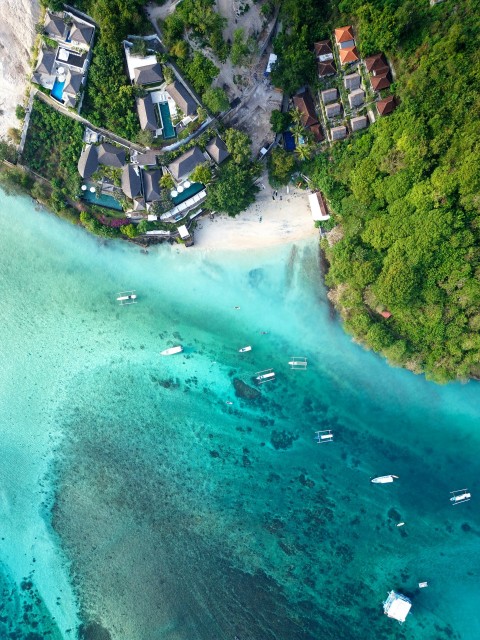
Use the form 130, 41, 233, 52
1, 189, 480, 640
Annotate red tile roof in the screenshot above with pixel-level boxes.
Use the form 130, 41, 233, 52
293, 90, 318, 128
318, 61, 336, 77
376, 95, 397, 115
334, 26, 354, 44
371, 71, 391, 91
314, 39, 332, 57
339, 46, 359, 64
365, 53, 387, 73
380, 310, 392, 319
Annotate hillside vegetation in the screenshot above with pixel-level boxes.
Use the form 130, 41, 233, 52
306, 0, 480, 382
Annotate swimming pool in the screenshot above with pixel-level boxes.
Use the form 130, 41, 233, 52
51, 79, 65, 102
158, 102, 176, 139
172, 182, 204, 205
81, 189, 123, 211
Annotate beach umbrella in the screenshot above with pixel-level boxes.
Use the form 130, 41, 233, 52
89, 186, 96, 193
81, 185, 87, 191
171, 190, 178, 197
183, 181, 191, 189
177, 185, 184, 193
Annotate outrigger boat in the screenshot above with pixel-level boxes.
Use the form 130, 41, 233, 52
315, 429, 333, 444
288, 356, 307, 370
239, 346, 252, 353
254, 368, 275, 384
371, 475, 399, 484
418, 582, 428, 588
450, 489, 471, 505
160, 345, 183, 356
116, 290, 137, 305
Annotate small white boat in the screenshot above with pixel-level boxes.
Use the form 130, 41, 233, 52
116, 290, 137, 305
225, 401, 233, 405
450, 489, 471, 505
239, 346, 252, 353
234, 306, 241, 310
397, 522, 405, 527
160, 345, 183, 356
371, 475, 399, 484
418, 582, 428, 588
254, 368, 275, 384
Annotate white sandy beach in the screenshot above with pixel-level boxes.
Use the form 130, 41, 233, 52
0, 0, 39, 139
193, 182, 318, 251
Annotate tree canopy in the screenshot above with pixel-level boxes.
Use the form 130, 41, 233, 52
307, 0, 480, 381
206, 163, 259, 217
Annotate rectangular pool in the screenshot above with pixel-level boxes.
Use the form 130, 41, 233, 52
81, 189, 123, 211
172, 182, 204, 205
158, 102, 176, 139
51, 79, 65, 102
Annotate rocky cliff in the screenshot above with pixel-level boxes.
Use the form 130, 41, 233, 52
0, 0, 40, 139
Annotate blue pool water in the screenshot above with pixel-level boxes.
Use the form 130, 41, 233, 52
159, 102, 176, 139
81, 188, 123, 211
172, 181, 203, 205
51, 79, 65, 102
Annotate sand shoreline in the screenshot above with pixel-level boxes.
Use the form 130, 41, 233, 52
192, 182, 318, 252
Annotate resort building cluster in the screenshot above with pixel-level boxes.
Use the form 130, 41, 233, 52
287, 25, 397, 149
33, 9, 95, 110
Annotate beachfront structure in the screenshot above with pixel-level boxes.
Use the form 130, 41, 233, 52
167, 147, 206, 183
308, 191, 330, 221
344, 73, 361, 91
321, 88, 338, 104
121, 164, 143, 199
377, 95, 397, 116
178, 224, 194, 246
205, 136, 230, 165
331, 126, 347, 141
325, 102, 341, 119
77, 144, 99, 179
383, 591, 412, 624
348, 88, 365, 108
97, 143, 126, 168
350, 115, 368, 131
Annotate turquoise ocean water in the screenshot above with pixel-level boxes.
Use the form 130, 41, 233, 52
1, 189, 480, 640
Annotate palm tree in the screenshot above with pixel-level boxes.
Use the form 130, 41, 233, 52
289, 107, 303, 125
291, 121, 305, 146
295, 140, 313, 162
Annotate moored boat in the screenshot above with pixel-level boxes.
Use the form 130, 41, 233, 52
160, 345, 183, 356
254, 368, 275, 384
239, 346, 252, 353
371, 475, 399, 484
450, 489, 471, 504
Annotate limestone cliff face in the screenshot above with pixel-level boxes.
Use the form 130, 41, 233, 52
0, 0, 40, 138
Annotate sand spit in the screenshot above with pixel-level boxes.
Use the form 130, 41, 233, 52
0, 0, 40, 139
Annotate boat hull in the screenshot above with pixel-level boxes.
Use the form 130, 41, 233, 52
160, 346, 183, 356
371, 475, 398, 484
